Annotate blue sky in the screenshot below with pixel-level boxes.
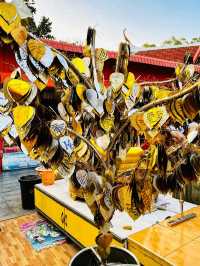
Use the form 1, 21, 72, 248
35, 0, 200, 50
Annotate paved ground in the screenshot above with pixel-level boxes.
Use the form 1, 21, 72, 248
0, 169, 37, 221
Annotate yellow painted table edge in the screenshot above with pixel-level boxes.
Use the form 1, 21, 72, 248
34, 187, 123, 248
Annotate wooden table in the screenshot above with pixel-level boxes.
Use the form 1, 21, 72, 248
128, 207, 200, 266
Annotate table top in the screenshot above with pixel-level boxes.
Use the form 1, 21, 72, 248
35, 179, 196, 241
128, 206, 200, 265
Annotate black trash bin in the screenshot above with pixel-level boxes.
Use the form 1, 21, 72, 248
19, 175, 41, 210
69, 246, 140, 266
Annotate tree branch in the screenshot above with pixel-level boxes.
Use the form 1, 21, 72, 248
139, 77, 177, 86
138, 80, 200, 112
108, 80, 200, 157
107, 120, 129, 156
59, 51, 96, 91
66, 126, 107, 170
28, 33, 95, 91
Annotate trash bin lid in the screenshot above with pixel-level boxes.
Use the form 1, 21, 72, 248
19, 175, 41, 182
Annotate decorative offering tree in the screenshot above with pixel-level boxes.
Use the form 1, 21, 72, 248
1, 1, 200, 264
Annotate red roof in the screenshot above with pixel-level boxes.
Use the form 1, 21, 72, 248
131, 54, 200, 73
136, 45, 200, 63
43, 39, 83, 54
43, 39, 200, 73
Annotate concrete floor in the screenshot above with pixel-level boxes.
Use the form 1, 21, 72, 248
0, 168, 37, 221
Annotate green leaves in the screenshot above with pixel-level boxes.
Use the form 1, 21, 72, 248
24, 0, 54, 39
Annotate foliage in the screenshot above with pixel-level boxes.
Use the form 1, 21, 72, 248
191, 37, 200, 43
162, 36, 188, 46
24, 0, 36, 14
24, 0, 54, 39
143, 36, 200, 48
142, 43, 156, 48
35, 16, 54, 39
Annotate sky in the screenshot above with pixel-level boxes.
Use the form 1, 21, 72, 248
34, 0, 200, 50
